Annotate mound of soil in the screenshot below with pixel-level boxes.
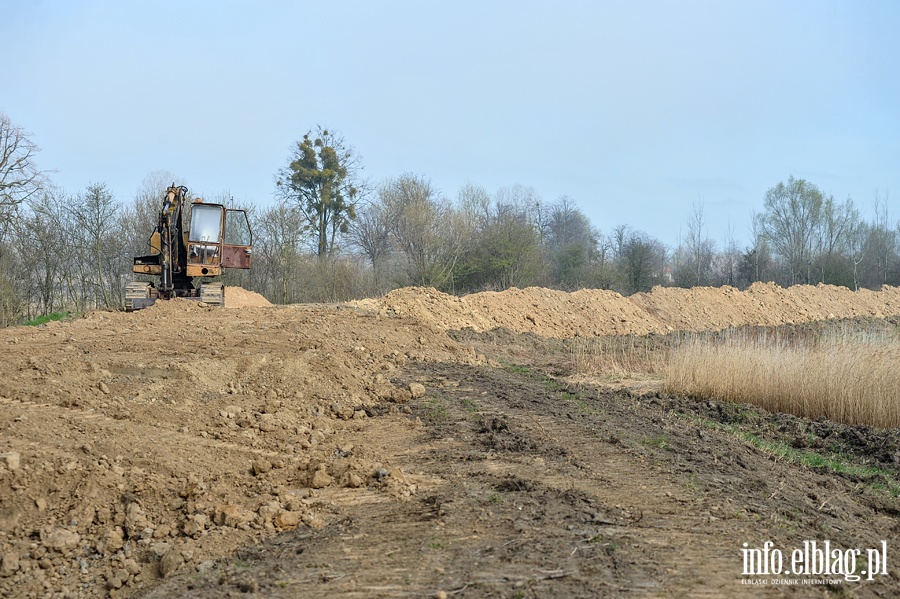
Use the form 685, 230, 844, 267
632, 282, 900, 332
224, 287, 272, 308
361, 283, 900, 337
0, 305, 470, 597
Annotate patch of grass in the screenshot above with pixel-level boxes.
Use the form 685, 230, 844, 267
232, 559, 250, 570
741, 433, 894, 482
503, 363, 534, 376
642, 435, 671, 451
506, 362, 592, 406
575, 399, 603, 416
23, 311, 70, 327
587, 534, 619, 555
460, 397, 479, 412
683, 471, 699, 490
554, 388, 580, 401
505, 362, 562, 389
730, 407, 762, 425
422, 396, 449, 424
539, 373, 583, 398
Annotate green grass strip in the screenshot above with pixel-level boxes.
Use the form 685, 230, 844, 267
23, 311, 70, 327
681, 412, 900, 497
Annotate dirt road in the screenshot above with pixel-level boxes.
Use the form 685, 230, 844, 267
1, 286, 899, 597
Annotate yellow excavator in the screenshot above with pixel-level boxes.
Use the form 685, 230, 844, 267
125, 184, 253, 310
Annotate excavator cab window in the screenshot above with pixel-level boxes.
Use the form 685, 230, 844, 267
222, 209, 253, 269
224, 209, 252, 246
189, 204, 224, 243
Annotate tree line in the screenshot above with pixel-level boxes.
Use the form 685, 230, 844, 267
1, 116, 899, 326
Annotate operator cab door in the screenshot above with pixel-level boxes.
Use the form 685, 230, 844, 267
222, 209, 253, 269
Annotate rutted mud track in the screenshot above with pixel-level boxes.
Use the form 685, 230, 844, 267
141, 359, 900, 598
1, 285, 900, 597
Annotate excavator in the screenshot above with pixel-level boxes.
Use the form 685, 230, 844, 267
125, 184, 253, 311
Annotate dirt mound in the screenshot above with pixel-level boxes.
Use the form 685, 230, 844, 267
368, 286, 661, 336
225, 286, 272, 308
0, 304, 474, 597
361, 283, 900, 337
631, 282, 900, 332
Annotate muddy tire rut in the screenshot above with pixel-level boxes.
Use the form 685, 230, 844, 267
142, 359, 899, 598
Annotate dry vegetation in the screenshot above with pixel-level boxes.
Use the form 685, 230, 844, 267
564, 317, 900, 429
569, 335, 667, 378
665, 326, 900, 428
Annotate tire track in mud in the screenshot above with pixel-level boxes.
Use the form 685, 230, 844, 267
410, 361, 900, 597
141, 360, 900, 597
402, 362, 757, 597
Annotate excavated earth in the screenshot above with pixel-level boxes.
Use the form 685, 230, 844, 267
1, 284, 900, 598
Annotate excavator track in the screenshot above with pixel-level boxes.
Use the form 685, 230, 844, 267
200, 282, 225, 307
125, 281, 152, 312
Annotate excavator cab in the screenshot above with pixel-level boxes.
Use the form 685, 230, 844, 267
185, 202, 254, 276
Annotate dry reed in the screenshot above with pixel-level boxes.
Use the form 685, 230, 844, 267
665, 328, 900, 428
570, 336, 667, 376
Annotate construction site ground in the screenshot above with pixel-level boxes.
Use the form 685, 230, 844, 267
1, 284, 899, 598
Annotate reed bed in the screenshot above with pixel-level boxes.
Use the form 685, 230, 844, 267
665, 327, 900, 428
570, 335, 667, 377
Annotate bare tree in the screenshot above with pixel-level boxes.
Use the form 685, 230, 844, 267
495, 184, 546, 241
255, 201, 308, 303
0, 254, 21, 325
863, 190, 898, 286
714, 221, 742, 288
16, 188, 69, 315
350, 202, 391, 277
457, 182, 492, 223
379, 174, 470, 288
757, 176, 824, 284
124, 171, 183, 246
673, 203, 715, 288
847, 214, 867, 291
72, 183, 121, 308
0, 113, 44, 224
813, 195, 859, 285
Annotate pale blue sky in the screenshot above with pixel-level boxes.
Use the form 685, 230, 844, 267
3, 0, 898, 248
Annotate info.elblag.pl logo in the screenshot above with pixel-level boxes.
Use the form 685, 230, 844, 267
742, 540, 888, 583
